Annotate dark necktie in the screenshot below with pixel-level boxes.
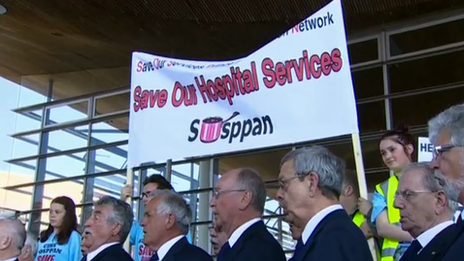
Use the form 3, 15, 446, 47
295, 239, 304, 252
217, 242, 231, 261
401, 240, 422, 261
150, 252, 159, 261
80, 255, 87, 261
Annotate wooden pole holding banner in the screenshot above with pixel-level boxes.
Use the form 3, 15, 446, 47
351, 133, 378, 261
123, 167, 134, 252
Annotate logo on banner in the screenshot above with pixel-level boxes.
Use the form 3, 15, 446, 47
188, 111, 274, 144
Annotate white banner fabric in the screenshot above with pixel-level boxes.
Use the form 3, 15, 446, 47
128, 0, 358, 167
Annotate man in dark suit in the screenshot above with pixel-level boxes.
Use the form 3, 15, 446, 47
210, 168, 286, 261
394, 163, 456, 261
0, 218, 26, 261
428, 104, 464, 260
141, 190, 212, 261
82, 196, 134, 261
276, 146, 373, 261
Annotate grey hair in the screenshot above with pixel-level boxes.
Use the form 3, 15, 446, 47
95, 196, 134, 243
281, 146, 345, 199
24, 232, 38, 257
428, 103, 464, 147
149, 190, 192, 234
234, 168, 267, 215
402, 162, 458, 214
0, 218, 26, 250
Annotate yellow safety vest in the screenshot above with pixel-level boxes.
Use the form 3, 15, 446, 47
352, 211, 365, 227
375, 175, 400, 261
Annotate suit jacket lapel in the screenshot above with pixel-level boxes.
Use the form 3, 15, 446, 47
291, 210, 345, 261
91, 244, 121, 261
225, 221, 265, 261
418, 223, 463, 261
162, 237, 188, 261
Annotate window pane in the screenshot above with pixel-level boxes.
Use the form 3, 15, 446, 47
0, 185, 33, 211
389, 50, 464, 93
91, 116, 128, 144
89, 144, 128, 173
95, 92, 130, 116
44, 152, 87, 180
348, 39, 379, 64
391, 87, 464, 127
361, 138, 383, 170
7, 160, 37, 185
46, 100, 88, 126
357, 101, 386, 133
14, 111, 42, 133
11, 133, 40, 159
389, 18, 464, 56
47, 125, 89, 153
352, 67, 384, 100
93, 174, 128, 200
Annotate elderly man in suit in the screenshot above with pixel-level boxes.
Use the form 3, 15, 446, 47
18, 232, 38, 261
394, 163, 456, 261
141, 190, 212, 261
210, 168, 286, 261
82, 196, 134, 261
276, 146, 373, 261
428, 103, 464, 260
0, 218, 26, 261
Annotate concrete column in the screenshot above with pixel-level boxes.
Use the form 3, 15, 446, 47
197, 160, 213, 251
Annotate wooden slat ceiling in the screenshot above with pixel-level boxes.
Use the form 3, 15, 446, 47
0, 0, 461, 187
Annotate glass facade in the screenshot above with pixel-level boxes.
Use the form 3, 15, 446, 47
1, 11, 464, 258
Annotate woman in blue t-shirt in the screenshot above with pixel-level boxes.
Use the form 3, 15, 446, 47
35, 196, 82, 261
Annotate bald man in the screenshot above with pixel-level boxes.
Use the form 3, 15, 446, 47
0, 218, 27, 261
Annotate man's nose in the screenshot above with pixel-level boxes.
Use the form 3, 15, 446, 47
430, 157, 440, 169
210, 196, 216, 207
276, 188, 284, 202
393, 197, 403, 209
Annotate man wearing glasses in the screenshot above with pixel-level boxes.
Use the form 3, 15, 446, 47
393, 163, 456, 261
428, 103, 464, 261
120, 174, 192, 261
210, 168, 286, 261
276, 146, 373, 261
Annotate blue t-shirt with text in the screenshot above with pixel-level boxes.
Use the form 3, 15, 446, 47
130, 221, 192, 261
35, 230, 82, 261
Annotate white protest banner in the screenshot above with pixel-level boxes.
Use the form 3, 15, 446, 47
418, 137, 434, 162
128, 0, 358, 168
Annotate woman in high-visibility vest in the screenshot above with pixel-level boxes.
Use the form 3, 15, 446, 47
358, 125, 415, 261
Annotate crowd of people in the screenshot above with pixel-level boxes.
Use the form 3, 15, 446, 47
1, 102, 464, 261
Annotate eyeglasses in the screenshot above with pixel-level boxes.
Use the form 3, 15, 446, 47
140, 191, 152, 200
278, 176, 300, 189
394, 190, 433, 201
213, 189, 246, 199
433, 144, 458, 158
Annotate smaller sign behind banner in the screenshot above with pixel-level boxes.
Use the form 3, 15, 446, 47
418, 137, 433, 162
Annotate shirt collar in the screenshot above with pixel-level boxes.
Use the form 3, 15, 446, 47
157, 235, 184, 261
87, 242, 119, 261
416, 221, 454, 248
3, 257, 18, 261
228, 218, 260, 247
302, 204, 343, 244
